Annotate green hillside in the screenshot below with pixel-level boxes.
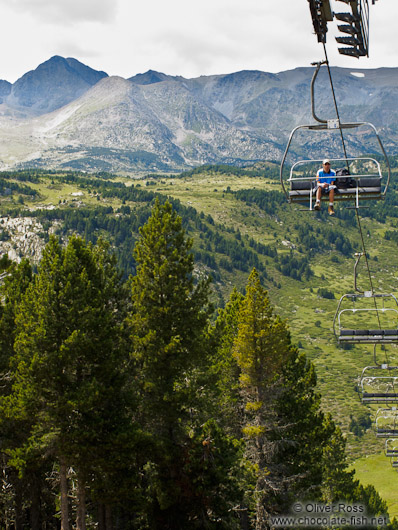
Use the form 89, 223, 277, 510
1, 164, 398, 516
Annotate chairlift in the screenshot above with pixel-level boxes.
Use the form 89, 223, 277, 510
385, 438, 398, 458
359, 365, 398, 405
279, 62, 390, 209
333, 292, 398, 344
375, 407, 398, 437
333, 253, 398, 344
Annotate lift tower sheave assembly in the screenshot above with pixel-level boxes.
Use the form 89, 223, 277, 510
308, 0, 333, 43
307, 0, 373, 58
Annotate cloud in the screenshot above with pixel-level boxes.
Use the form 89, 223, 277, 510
144, 2, 316, 77
53, 40, 102, 61
7, 0, 118, 24
0, 0, 396, 84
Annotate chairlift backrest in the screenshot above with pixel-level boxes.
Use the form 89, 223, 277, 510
334, 293, 398, 344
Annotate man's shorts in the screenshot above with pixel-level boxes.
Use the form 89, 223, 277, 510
317, 183, 337, 195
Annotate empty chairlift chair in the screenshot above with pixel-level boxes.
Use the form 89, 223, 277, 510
334, 293, 398, 344
375, 407, 398, 438
359, 365, 398, 405
385, 438, 398, 458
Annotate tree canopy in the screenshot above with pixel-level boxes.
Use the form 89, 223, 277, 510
0, 201, 393, 530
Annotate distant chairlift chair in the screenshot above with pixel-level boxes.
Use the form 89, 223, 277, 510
359, 365, 398, 405
385, 438, 398, 458
375, 407, 398, 438
333, 293, 398, 344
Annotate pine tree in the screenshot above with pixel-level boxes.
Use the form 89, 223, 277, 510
0, 259, 32, 390
2, 235, 133, 529
273, 353, 336, 507
0, 259, 36, 529
129, 199, 240, 528
230, 269, 378, 529
210, 288, 256, 528
232, 269, 296, 528
209, 288, 244, 438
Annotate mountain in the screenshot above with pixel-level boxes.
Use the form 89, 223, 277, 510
0, 57, 397, 172
129, 70, 179, 85
0, 80, 11, 105
4, 56, 108, 115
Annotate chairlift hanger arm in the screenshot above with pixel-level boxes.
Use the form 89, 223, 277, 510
311, 61, 328, 124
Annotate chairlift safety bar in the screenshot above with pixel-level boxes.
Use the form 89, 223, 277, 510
280, 121, 391, 202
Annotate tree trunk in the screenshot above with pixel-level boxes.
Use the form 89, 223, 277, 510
239, 504, 250, 530
13, 474, 24, 530
97, 503, 112, 530
29, 474, 41, 530
76, 476, 86, 530
98, 504, 105, 530
59, 459, 70, 530
105, 504, 112, 530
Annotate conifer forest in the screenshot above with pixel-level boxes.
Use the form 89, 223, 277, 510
0, 196, 397, 530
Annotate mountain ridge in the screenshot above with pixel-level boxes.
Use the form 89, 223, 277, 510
0, 56, 397, 172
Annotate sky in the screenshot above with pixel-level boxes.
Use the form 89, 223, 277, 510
0, 0, 396, 83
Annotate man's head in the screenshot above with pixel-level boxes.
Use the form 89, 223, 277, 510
323, 158, 331, 169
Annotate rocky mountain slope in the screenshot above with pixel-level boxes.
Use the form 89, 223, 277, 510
0, 56, 396, 172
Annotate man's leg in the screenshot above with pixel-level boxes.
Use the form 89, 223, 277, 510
315, 186, 322, 210
328, 188, 335, 215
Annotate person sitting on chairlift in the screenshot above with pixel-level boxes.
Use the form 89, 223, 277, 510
314, 159, 336, 215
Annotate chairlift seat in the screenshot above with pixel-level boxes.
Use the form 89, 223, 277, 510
288, 176, 382, 203
335, 12, 359, 23
338, 328, 398, 343
376, 429, 398, 436
364, 393, 398, 398
362, 392, 398, 404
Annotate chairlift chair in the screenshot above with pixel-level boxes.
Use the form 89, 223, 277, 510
385, 438, 398, 458
334, 293, 398, 344
375, 407, 398, 438
279, 62, 390, 210
286, 155, 385, 209
359, 365, 398, 405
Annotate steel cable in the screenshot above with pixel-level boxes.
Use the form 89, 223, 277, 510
321, 43, 387, 364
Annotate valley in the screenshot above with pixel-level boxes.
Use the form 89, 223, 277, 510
1, 163, 398, 515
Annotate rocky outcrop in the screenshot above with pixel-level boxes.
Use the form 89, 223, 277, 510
0, 217, 59, 264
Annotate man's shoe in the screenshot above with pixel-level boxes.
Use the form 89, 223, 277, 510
328, 205, 335, 216
314, 202, 321, 211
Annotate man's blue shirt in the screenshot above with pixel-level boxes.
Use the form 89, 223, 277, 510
316, 169, 336, 185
